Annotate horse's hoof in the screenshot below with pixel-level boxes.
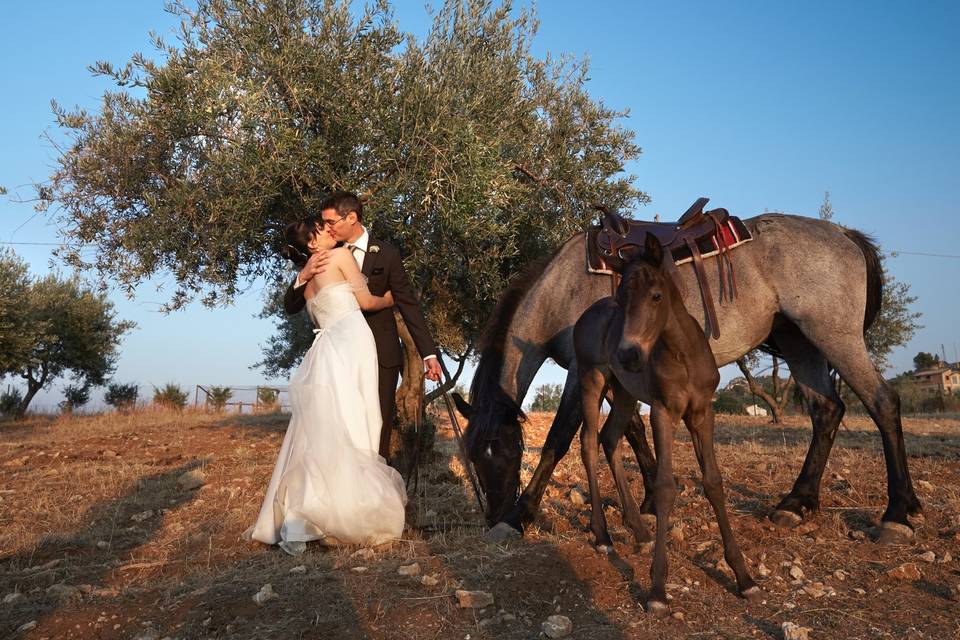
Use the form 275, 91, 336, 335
645, 599, 670, 618
741, 585, 763, 601
484, 522, 522, 543
876, 521, 914, 545
770, 509, 803, 528
596, 544, 614, 555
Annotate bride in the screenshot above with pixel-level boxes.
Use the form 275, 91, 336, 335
246, 218, 407, 555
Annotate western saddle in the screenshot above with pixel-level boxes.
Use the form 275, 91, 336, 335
593, 197, 740, 339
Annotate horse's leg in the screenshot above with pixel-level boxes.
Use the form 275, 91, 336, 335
580, 368, 613, 551
622, 410, 658, 517
794, 325, 921, 542
601, 388, 653, 545
499, 366, 584, 532
646, 404, 677, 617
684, 405, 760, 600
769, 325, 846, 527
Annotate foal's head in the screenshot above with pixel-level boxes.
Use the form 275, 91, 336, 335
615, 233, 674, 372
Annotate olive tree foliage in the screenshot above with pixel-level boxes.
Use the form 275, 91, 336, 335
37, 0, 646, 377
0, 251, 135, 418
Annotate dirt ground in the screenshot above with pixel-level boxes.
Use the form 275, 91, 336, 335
1, 407, 958, 639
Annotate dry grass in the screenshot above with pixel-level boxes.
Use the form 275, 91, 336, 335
1, 408, 958, 639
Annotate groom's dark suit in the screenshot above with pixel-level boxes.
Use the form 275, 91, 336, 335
284, 237, 437, 460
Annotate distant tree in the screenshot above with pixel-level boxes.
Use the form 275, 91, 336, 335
529, 383, 563, 413
818, 191, 834, 221
0, 251, 31, 373
712, 389, 746, 415
153, 383, 188, 410
735, 352, 794, 423
104, 382, 139, 411
0, 251, 134, 418
207, 386, 233, 412
59, 384, 91, 414
912, 352, 941, 371
863, 258, 921, 372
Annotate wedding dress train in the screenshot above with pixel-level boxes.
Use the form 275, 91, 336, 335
246, 281, 407, 547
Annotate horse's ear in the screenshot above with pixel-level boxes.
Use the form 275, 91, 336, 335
642, 232, 664, 267
451, 392, 474, 420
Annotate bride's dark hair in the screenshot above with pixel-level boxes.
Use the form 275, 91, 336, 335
279, 217, 318, 267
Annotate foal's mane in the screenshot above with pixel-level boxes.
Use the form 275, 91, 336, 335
465, 251, 557, 455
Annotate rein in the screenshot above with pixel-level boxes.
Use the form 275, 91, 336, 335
440, 389, 488, 515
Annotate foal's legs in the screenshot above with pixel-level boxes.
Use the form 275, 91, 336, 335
580, 366, 613, 550
684, 405, 760, 599
646, 404, 678, 616
623, 411, 658, 516
770, 325, 846, 526
600, 385, 654, 544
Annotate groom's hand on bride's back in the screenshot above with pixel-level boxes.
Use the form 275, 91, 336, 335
297, 250, 331, 286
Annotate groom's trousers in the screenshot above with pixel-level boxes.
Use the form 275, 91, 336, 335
377, 364, 402, 461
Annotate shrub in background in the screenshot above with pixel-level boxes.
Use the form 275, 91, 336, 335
1, 385, 23, 417
153, 383, 188, 410
60, 384, 91, 414
207, 386, 233, 412
105, 382, 139, 411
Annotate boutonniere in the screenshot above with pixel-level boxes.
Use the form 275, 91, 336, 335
368, 245, 380, 254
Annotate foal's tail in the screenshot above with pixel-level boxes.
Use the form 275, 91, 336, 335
842, 228, 883, 333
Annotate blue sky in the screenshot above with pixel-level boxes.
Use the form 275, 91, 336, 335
2, 1, 958, 410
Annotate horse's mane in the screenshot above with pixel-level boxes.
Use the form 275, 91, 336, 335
465, 252, 556, 456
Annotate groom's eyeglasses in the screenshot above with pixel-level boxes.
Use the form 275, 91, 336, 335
320, 214, 347, 228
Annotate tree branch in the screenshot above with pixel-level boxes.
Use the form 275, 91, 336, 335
426, 348, 472, 403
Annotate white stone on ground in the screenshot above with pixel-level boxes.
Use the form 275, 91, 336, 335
542, 614, 573, 638
781, 621, 811, 640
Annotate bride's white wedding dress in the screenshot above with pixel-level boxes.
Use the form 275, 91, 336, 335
246, 281, 407, 547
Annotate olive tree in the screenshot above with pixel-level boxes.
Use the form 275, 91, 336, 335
38, 0, 646, 379
0, 251, 134, 418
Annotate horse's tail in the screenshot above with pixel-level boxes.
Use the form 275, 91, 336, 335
842, 227, 883, 333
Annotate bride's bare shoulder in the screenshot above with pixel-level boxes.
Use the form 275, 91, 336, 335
329, 246, 352, 261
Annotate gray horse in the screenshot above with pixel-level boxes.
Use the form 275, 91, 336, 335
453, 213, 920, 545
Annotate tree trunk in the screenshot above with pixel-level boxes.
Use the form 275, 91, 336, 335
16, 379, 43, 419
393, 311, 428, 479
736, 358, 783, 423
777, 375, 795, 416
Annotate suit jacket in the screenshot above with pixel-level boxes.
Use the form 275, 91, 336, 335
283, 238, 438, 369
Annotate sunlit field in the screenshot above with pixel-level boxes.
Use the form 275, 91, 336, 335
2, 408, 958, 639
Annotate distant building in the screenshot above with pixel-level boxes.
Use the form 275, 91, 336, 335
913, 364, 960, 395
745, 404, 768, 417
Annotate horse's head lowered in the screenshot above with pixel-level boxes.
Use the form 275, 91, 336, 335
614, 233, 672, 373
453, 388, 524, 527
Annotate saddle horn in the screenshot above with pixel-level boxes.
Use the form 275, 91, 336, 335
677, 197, 710, 227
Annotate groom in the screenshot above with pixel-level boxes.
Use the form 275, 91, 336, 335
284, 191, 442, 461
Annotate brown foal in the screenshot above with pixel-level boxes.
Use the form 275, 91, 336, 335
572, 233, 760, 616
